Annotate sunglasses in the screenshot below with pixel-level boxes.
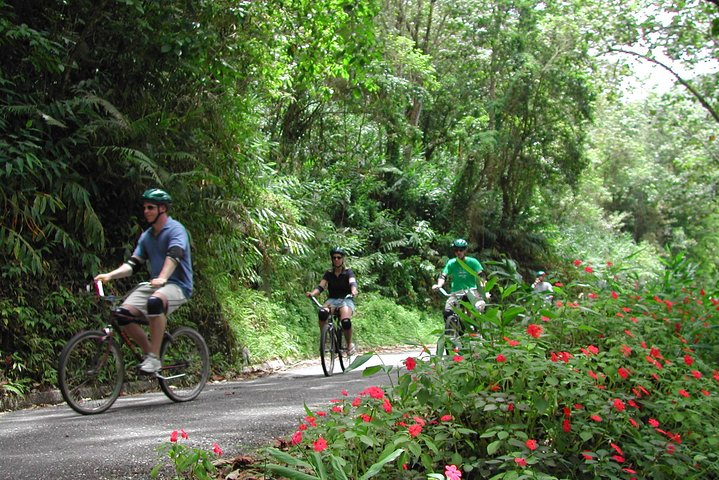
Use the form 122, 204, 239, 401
332, 255, 343, 260
143, 205, 158, 211
453, 248, 467, 252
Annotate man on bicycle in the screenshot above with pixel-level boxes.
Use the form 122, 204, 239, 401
306, 247, 359, 354
94, 188, 193, 374
431, 238, 485, 324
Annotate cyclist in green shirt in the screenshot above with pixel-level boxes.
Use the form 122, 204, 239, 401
431, 238, 485, 323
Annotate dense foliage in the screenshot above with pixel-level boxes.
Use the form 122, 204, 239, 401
1, 0, 718, 401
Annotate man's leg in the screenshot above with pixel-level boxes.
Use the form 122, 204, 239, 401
119, 305, 151, 353
146, 293, 168, 356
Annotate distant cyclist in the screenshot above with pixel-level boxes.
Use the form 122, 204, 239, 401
94, 188, 193, 373
306, 247, 359, 354
532, 270, 554, 302
432, 238, 485, 323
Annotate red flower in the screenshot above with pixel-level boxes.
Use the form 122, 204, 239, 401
291, 430, 303, 445
588, 370, 598, 380
588, 293, 598, 299
582, 451, 594, 460
629, 418, 639, 428
611, 291, 619, 300
213, 443, 223, 456
684, 355, 694, 366
313, 437, 327, 452
453, 355, 464, 362
496, 354, 507, 362
527, 324, 543, 338
541, 315, 550, 322
678, 389, 690, 398
360, 413, 372, 422
563, 419, 571, 432
611, 455, 625, 463
169, 430, 179, 443
352, 397, 361, 407
383, 399, 392, 413
648, 418, 659, 427
613, 399, 626, 412
180, 429, 188, 440
573, 259, 582, 266
341, 389, 348, 396
503, 336, 520, 346
691, 370, 702, 379
588, 345, 599, 355
610, 443, 623, 455
441, 414, 453, 422
405, 357, 417, 371
331, 405, 342, 413
408, 424, 422, 437
298, 423, 308, 431
585, 266, 594, 273
305, 416, 317, 427
621, 345, 632, 357
550, 352, 558, 362
360, 386, 385, 399
590, 415, 602, 422
525, 439, 538, 451
514, 457, 527, 467
618, 367, 630, 379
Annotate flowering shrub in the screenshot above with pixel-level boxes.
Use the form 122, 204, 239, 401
265, 257, 719, 479
152, 429, 222, 480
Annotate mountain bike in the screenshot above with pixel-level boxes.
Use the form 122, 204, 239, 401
57, 281, 210, 415
435, 287, 486, 354
309, 295, 353, 377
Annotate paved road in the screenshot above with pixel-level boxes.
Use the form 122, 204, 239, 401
0, 349, 420, 480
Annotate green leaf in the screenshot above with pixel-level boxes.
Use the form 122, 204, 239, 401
487, 440, 502, 455
265, 464, 320, 480
359, 449, 404, 480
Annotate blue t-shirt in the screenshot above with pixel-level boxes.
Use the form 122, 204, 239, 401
133, 217, 193, 298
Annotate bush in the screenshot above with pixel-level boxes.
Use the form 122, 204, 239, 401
265, 258, 719, 479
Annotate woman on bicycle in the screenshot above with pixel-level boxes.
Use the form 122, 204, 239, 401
93, 188, 193, 374
432, 238, 485, 323
306, 247, 359, 354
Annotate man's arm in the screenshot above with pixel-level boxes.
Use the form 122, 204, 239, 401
94, 255, 144, 283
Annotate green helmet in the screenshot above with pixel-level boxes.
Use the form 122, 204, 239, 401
141, 188, 172, 205
536, 270, 546, 277
451, 238, 468, 249
330, 246, 346, 256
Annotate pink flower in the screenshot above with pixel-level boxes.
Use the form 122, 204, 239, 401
213, 443, 223, 456
291, 430, 303, 445
408, 424, 422, 437
514, 457, 527, 467
453, 355, 463, 362
341, 389, 348, 396
540, 316, 550, 322
526, 324, 543, 338
445, 464, 462, 480
382, 399, 392, 413
405, 357, 417, 371
169, 430, 179, 443
441, 414, 453, 422
496, 354, 507, 362
313, 437, 328, 452
525, 439, 538, 451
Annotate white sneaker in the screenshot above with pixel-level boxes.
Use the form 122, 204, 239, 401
347, 343, 356, 355
139, 353, 161, 374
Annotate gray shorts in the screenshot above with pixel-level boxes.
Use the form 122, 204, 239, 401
123, 283, 187, 317
324, 297, 355, 314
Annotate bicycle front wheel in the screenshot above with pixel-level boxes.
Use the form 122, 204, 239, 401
158, 327, 210, 402
58, 330, 124, 415
320, 324, 336, 377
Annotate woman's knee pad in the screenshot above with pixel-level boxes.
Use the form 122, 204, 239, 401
318, 308, 330, 321
147, 296, 166, 315
341, 318, 352, 330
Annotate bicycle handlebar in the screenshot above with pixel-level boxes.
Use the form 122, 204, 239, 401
308, 293, 353, 310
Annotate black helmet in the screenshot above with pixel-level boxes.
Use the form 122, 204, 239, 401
330, 246, 346, 256
141, 188, 172, 205
451, 238, 468, 249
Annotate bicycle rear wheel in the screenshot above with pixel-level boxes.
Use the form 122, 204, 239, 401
320, 323, 336, 377
337, 328, 352, 372
440, 315, 464, 355
58, 330, 124, 415
158, 327, 210, 402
